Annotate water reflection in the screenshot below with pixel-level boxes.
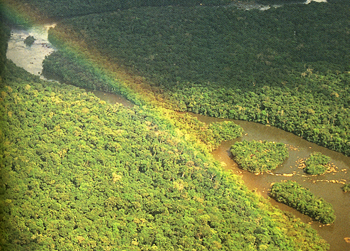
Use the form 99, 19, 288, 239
6, 24, 56, 78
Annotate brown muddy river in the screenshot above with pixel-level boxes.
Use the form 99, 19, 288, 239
193, 114, 350, 251
7, 24, 350, 251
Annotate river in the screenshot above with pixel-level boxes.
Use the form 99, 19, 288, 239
6, 23, 57, 79
226, 0, 327, 11
6, 22, 349, 251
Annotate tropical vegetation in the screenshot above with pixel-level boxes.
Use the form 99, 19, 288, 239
2, 0, 347, 250
342, 183, 350, 193
42, 1, 350, 156
42, 51, 244, 153
230, 140, 289, 173
0, 19, 10, 77
0, 61, 330, 250
1, 0, 235, 23
270, 181, 336, 224
208, 121, 243, 144
304, 152, 331, 175
24, 35, 35, 46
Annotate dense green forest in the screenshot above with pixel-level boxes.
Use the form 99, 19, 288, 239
270, 181, 336, 224
0, 17, 10, 77
0, 9, 332, 247
303, 152, 331, 175
0, 61, 329, 250
230, 140, 289, 173
2, 0, 234, 23
42, 1, 350, 156
1, 0, 348, 249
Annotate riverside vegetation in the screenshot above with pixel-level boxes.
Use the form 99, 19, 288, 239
41, 0, 350, 156
1, 0, 347, 249
23, 35, 35, 46
0, 59, 330, 250
230, 140, 289, 173
270, 181, 336, 224
2, 0, 234, 22
342, 183, 350, 193
304, 152, 331, 176
0, 18, 331, 251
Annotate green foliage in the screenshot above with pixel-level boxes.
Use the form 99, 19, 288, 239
342, 183, 350, 192
3, 0, 233, 21
230, 140, 289, 173
43, 2, 350, 156
209, 120, 243, 143
43, 50, 133, 96
0, 15, 10, 77
257, 0, 305, 4
0, 61, 329, 250
304, 152, 331, 175
24, 35, 35, 46
42, 51, 243, 152
270, 181, 336, 224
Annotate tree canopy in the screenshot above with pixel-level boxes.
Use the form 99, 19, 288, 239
43, 1, 350, 156
0, 59, 329, 250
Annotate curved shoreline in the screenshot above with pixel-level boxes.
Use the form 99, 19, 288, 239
6, 21, 350, 251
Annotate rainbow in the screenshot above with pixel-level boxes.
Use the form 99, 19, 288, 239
2, 0, 165, 109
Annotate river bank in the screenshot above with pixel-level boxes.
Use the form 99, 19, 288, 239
6, 20, 349, 251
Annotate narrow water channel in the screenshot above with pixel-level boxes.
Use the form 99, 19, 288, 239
193, 114, 350, 251
6, 24, 350, 251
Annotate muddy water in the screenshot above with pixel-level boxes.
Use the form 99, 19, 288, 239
6, 24, 57, 78
6, 26, 133, 108
75, 85, 350, 250
7, 25, 349, 251
91, 89, 134, 108
192, 114, 350, 251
